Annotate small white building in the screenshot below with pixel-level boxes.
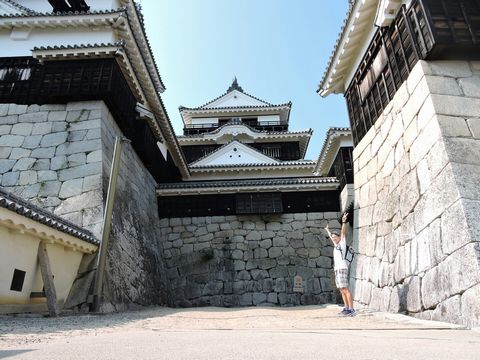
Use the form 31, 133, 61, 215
0, 188, 98, 314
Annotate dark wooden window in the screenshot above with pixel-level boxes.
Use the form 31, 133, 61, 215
182, 145, 220, 163
10, 269, 26, 292
236, 193, 283, 214
0, 57, 181, 182
251, 142, 301, 160
345, 0, 480, 146
328, 147, 354, 190
158, 190, 340, 218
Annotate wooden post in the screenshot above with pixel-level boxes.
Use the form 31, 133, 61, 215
38, 241, 59, 317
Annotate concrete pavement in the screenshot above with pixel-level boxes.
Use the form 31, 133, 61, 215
1, 305, 479, 359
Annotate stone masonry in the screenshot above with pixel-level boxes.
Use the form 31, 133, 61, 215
351, 60, 480, 328
159, 212, 341, 307
0, 101, 167, 311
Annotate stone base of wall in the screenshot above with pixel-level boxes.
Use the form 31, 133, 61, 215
352, 60, 480, 328
0, 101, 168, 312
160, 212, 342, 307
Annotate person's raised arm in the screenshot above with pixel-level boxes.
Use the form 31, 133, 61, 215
341, 212, 348, 239
324, 223, 335, 245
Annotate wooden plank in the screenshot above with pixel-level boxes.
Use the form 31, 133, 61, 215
37, 241, 59, 317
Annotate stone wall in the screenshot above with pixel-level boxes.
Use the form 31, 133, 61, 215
0, 101, 167, 311
159, 212, 341, 307
352, 60, 480, 328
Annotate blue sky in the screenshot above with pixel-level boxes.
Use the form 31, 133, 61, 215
141, 0, 350, 159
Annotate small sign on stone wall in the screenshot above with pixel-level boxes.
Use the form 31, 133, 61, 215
293, 275, 304, 293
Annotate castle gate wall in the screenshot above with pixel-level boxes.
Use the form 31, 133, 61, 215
159, 212, 341, 307
352, 60, 480, 328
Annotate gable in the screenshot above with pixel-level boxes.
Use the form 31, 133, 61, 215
191, 141, 279, 167
202, 90, 270, 109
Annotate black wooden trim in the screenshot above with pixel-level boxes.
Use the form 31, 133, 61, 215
0, 57, 181, 183
345, 0, 480, 146
157, 190, 340, 218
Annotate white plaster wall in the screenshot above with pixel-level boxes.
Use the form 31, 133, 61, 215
0, 226, 84, 305
204, 91, 267, 108
191, 118, 218, 125
0, 227, 39, 304
0, 27, 116, 57
258, 115, 280, 124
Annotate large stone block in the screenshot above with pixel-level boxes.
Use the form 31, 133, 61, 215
18, 112, 48, 123
442, 199, 480, 256
467, 117, 480, 138
414, 165, 459, 233
445, 137, 480, 167
11, 123, 33, 136
410, 116, 442, 168
0, 135, 24, 147
450, 163, 480, 200
399, 170, 420, 219
58, 162, 101, 181
56, 139, 101, 156
422, 243, 480, 309
461, 283, 480, 328
431, 295, 462, 325
431, 94, 480, 118
437, 115, 471, 138
429, 60, 472, 78
425, 75, 463, 96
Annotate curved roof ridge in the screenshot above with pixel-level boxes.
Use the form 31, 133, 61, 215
317, 1, 357, 93
179, 79, 294, 111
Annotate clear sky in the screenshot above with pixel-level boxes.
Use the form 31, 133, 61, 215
140, 0, 350, 160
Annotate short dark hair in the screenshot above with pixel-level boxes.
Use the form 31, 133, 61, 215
331, 231, 340, 237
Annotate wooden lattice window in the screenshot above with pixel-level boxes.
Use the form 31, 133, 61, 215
236, 193, 283, 214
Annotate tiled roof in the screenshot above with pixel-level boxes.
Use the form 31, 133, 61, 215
318, 1, 356, 93
315, 127, 352, 175
32, 41, 124, 52
157, 176, 338, 190
179, 102, 291, 112
179, 78, 291, 111
190, 160, 316, 169
0, 188, 99, 246
178, 118, 311, 139
0, 7, 122, 18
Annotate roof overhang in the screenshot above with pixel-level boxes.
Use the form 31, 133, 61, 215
156, 177, 339, 196
0, 207, 98, 254
180, 104, 292, 126
315, 127, 353, 175
318, 0, 378, 97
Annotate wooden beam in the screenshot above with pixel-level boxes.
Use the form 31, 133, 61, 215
37, 241, 59, 317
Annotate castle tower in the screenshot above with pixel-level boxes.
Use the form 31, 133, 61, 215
156, 80, 344, 307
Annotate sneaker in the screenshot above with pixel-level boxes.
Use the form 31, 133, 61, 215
338, 307, 349, 315
344, 309, 357, 317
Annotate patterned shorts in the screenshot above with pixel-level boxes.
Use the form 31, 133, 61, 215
335, 269, 349, 289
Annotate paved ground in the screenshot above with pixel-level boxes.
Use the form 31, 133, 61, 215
1, 305, 479, 359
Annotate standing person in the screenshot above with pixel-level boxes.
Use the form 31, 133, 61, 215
325, 212, 356, 316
